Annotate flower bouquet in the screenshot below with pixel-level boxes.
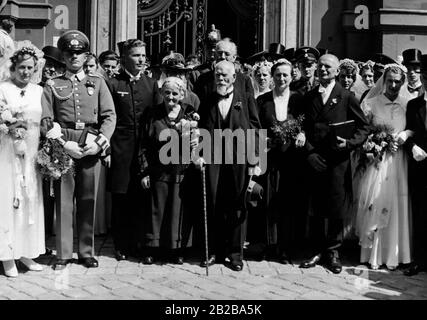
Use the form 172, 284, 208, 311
270, 114, 305, 152
174, 111, 203, 167
0, 102, 28, 156
356, 123, 396, 173
36, 139, 74, 181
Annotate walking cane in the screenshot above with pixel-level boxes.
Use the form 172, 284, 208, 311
201, 164, 209, 276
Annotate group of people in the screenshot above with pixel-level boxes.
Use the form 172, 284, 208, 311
1, 26, 427, 280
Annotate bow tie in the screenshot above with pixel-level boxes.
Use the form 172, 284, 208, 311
217, 91, 233, 99
129, 75, 141, 83
318, 86, 327, 94
408, 85, 421, 93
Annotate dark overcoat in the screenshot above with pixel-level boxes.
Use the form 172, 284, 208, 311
303, 82, 369, 219
107, 71, 162, 193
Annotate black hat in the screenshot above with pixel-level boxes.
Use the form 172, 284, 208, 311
420, 54, 427, 72
294, 46, 320, 63
283, 48, 295, 62
99, 50, 119, 63
246, 43, 286, 64
117, 41, 126, 57
42, 46, 65, 66
402, 48, 422, 66
57, 30, 90, 52
372, 53, 396, 69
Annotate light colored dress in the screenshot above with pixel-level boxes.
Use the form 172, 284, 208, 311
0, 80, 45, 260
355, 93, 411, 268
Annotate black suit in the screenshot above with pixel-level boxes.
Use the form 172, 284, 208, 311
107, 71, 162, 254
303, 82, 369, 251
254, 91, 307, 253
198, 88, 261, 262
405, 95, 427, 267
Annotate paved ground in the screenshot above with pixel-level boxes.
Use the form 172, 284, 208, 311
0, 235, 426, 301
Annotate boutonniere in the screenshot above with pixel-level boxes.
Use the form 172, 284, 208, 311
330, 98, 338, 106
234, 101, 242, 110
85, 80, 96, 96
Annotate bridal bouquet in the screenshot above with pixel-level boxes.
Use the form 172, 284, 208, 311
0, 102, 28, 156
270, 114, 305, 149
356, 123, 396, 172
36, 138, 74, 181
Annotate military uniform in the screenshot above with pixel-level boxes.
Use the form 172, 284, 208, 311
41, 31, 116, 266
290, 47, 320, 96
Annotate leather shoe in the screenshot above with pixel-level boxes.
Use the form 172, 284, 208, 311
404, 264, 422, 276
299, 253, 322, 268
78, 257, 98, 268
143, 256, 154, 265
114, 250, 127, 261
325, 250, 342, 274
173, 256, 184, 265
45, 247, 53, 256
53, 259, 71, 270
229, 259, 243, 272
200, 255, 216, 267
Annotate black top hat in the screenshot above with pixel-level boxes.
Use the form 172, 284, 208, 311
283, 48, 295, 62
294, 46, 320, 63
246, 43, 287, 64
420, 54, 427, 72
402, 49, 422, 66
42, 46, 65, 66
372, 53, 396, 68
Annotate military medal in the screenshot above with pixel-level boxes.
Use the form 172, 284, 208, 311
88, 87, 94, 96
85, 80, 96, 96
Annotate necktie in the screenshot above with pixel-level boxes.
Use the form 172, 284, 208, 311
408, 86, 421, 94
129, 75, 140, 83
217, 91, 233, 99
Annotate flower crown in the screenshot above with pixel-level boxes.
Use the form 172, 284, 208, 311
253, 60, 273, 73
10, 46, 40, 65
384, 63, 407, 74
339, 58, 359, 73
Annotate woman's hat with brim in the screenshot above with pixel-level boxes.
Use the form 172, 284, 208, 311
42, 46, 65, 66
246, 43, 287, 64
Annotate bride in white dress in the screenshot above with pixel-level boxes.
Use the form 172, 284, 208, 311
0, 47, 45, 277
355, 64, 413, 270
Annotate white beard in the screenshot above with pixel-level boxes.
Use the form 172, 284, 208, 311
216, 85, 229, 96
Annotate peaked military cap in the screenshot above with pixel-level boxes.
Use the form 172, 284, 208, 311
42, 46, 65, 66
295, 46, 320, 63
402, 48, 422, 66
57, 30, 90, 52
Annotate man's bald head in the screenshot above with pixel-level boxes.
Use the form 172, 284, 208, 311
318, 54, 340, 85
215, 60, 236, 95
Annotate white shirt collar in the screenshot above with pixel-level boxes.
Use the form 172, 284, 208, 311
125, 69, 142, 81
65, 69, 86, 81
424, 91, 427, 102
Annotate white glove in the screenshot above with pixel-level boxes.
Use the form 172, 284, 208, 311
141, 176, 150, 190
412, 145, 427, 162
46, 122, 63, 140
248, 166, 262, 177
396, 130, 413, 145
295, 132, 306, 148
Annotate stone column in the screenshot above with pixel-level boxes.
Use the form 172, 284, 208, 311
263, 0, 281, 48
88, 0, 112, 54
114, 0, 137, 45
281, 0, 298, 48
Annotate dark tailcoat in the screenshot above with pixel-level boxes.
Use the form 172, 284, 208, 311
254, 91, 307, 249
303, 82, 369, 219
198, 87, 261, 259
405, 95, 427, 265
107, 71, 162, 193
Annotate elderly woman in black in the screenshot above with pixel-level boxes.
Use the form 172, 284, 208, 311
140, 77, 196, 265
254, 60, 306, 263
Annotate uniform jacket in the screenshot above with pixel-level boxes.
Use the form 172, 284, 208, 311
303, 82, 369, 218
41, 70, 116, 143
107, 70, 162, 193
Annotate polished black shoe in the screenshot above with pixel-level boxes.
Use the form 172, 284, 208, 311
404, 264, 422, 276
143, 256, 154, 265
325, 250, 342, 274
78, 257, 99, 268
114, 250, 127, 261
229, 259, 243, 272
53, 258, 71, 270
45, 247, 53, 256
299, 254, 322, 269
200, 255, 216, 267
173, 256, 184, 265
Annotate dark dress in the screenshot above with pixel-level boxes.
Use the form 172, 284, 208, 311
253, 91, 306, 255
140, 102, 194, 251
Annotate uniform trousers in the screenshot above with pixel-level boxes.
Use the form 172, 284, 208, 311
54, 155, 99, 259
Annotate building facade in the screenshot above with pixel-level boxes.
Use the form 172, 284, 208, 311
1, 0, 427, 62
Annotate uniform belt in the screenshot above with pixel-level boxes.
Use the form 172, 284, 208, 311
59, 122, 98, 130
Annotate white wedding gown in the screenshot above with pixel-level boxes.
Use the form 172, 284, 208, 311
0, 80, 45, 261
355, 94, 411, 269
